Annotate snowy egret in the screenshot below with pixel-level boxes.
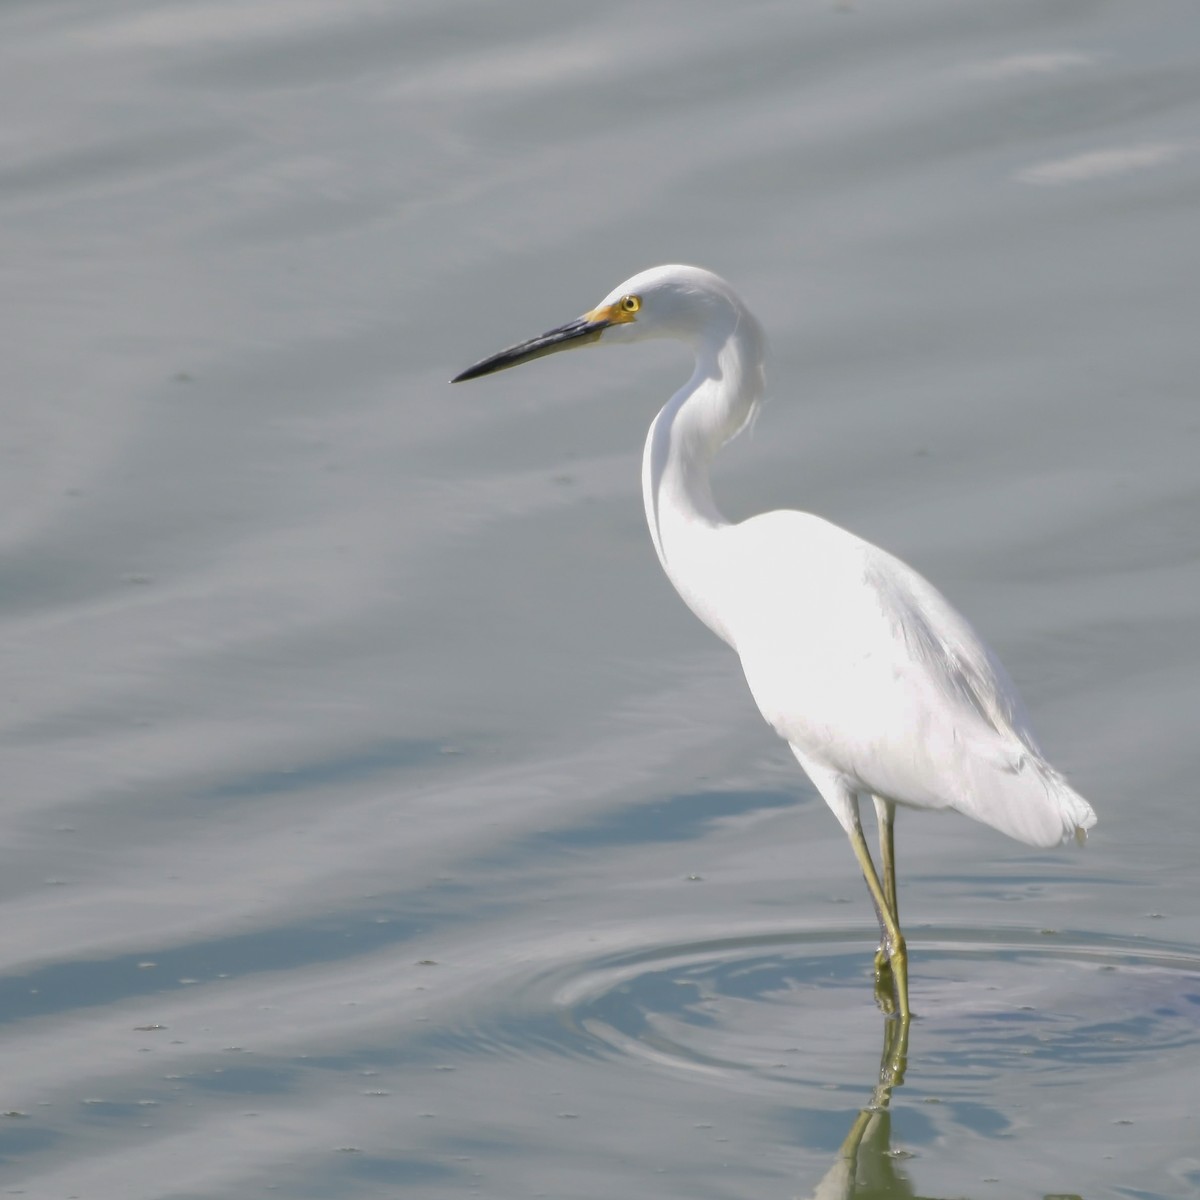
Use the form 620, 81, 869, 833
452, 265, 1097, 1020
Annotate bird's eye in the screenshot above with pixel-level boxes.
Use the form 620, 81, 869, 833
620, 294, 641, 313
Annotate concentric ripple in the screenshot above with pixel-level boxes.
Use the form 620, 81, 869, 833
488, 926, 1200, 1094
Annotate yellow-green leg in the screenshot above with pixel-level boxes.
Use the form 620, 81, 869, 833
845, 808, 909, 1022
877, 796, 898, 923
872, 797, 899, 989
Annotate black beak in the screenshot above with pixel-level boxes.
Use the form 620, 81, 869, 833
451, 315, 609, 383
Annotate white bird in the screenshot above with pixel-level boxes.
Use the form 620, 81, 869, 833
452, 265, 1096, 1020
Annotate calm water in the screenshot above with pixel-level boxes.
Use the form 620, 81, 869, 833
2, 2, 1199, 1196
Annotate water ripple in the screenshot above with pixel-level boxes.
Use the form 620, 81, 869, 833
469, 925, 1200, 1095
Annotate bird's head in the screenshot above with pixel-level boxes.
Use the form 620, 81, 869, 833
451, 264, 753, 382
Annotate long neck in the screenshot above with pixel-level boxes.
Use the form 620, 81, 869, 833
641, 316, 765, 647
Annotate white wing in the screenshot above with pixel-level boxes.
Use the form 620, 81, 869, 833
720, 510, 1095, 848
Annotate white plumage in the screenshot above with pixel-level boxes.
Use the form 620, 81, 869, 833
454, 264, 1096, 1019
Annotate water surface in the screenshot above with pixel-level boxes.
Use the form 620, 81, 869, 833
2, 1, 1199, 1196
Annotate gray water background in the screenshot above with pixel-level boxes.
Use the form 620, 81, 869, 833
2, 1, 1199, 1196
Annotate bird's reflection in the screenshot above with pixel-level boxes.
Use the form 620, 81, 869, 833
799, 1018, 1083, 1200
799, 1016, 913, 1200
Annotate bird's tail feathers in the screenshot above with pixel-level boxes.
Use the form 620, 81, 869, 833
951, 740, 1097, 850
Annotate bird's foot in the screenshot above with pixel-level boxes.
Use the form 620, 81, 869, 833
873, 947, 897, 1016
873, 940, 912, 1023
